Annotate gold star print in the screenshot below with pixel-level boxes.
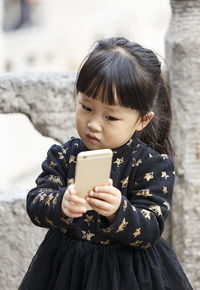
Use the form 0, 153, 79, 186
61, 147, 68, 154
45, 193, 54, 207
173, 171, 175, 175
132, 159, 142, 167
123, 199, 127, 211
100, 240, 110, 245
50, 161, 57, 168
127, 139, 133, 147
38, 188, 53, 193
163, 201, 170, 211
33, 190, 49, 204
149, 153, 153, 158
141, 209, 151, 220
67, 178, 74, 186
74, 143, 79, 147
34, 216, 41, 225
121, 177, 129, 188
48, 175, 63, 185
45, 217, 56, 227
114, 157, 124, 167
84, 215, 94, 226
60, 227, 67, 234
129, 240, 143, 247
149, 205, 162, 217
116, 218, 128, 233
58, 152, 64, 159
144, 172, 154, 182
52, 193, 59, 209
82, 230, 95, 241
61, 217, 73, 225
141, 243, 151, 249
136, 189, 152, 198
161, 171, 169, 179
161, 154, 168, 160
102, 226, 113, 233
163, 186, 168, 195
39, 193, 47, 202
133, 227, 141, 238
69, 155, 76, 164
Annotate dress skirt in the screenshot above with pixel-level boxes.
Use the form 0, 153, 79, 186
19, 229, 192, 290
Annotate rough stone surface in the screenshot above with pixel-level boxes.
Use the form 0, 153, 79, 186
0, 199, 47, 290
0, 72, 77, 143
0, 72, 77, 289
166, 0, 200, 288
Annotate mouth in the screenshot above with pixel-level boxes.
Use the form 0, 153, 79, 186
87, 133, 100, 143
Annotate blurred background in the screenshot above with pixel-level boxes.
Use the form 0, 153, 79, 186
0, 0, 171, 198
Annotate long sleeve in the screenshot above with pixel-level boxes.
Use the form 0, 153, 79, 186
27, 143, 74, 230
99, 153, 175, 249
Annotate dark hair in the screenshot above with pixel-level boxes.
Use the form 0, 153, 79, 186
76, 37, 174, 158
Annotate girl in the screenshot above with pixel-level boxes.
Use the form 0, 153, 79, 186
19, 37, 192, 290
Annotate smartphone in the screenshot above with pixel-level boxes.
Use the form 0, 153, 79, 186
75, 149, 113, 210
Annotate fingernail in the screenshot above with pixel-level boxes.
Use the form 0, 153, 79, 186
95, 187, 99, 192
90, 191, 94, 196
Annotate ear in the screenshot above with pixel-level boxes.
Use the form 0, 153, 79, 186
135, 112, 154, 131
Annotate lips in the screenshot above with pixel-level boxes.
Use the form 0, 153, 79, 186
87, 133, 100, 143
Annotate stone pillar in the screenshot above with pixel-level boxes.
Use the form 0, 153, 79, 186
165, 0, 200, 288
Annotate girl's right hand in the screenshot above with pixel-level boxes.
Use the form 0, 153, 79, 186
61, 184, 87, 218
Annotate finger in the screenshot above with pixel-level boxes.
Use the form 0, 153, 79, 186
108, 178, 113, 186
88, 191, 114, 203
65, 188, 86, 205
67, 184, 76, 194
94, 185, 119, 196
66, 193, 86, 205
86, 196, 112, 211
86, 202, 111, 217
64, 202, 87, 215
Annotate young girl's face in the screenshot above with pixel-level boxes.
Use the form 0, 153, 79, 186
76, 93, 144, 150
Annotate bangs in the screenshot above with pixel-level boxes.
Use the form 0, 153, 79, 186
76, 50, 150, 114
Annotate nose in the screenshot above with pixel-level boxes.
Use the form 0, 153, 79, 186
87, 116, 102, 132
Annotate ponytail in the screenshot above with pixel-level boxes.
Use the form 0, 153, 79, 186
137, 75, 175, 158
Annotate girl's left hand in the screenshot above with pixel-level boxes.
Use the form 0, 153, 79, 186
86, 179, 122, 223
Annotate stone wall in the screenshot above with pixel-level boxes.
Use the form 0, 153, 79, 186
0, 72, 77, 289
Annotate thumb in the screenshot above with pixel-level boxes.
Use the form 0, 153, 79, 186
108, 178, 113, 186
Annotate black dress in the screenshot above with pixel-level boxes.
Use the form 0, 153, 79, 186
19, 134, 193, 290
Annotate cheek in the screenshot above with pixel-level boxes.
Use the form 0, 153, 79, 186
75, 109, 81, 128
76, 110, 87, 131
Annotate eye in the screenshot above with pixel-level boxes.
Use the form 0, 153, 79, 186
106, 115, 118, 121
82, 104, 92, 112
